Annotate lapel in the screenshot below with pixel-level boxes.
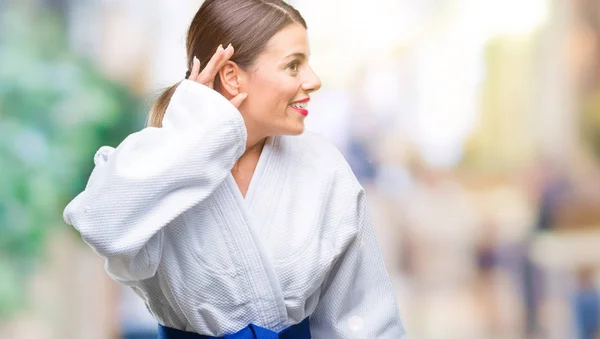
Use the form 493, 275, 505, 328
215, 135, 289, 329
246, 136, 286, 237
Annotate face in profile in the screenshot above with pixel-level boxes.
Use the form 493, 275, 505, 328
236, 23, 322, 137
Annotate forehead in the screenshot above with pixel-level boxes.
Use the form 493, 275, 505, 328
260, 23, 309, 60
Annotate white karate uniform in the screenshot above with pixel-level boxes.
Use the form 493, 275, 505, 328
63, 80, 407, 338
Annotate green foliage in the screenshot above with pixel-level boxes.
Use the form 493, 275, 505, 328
0, 5, 145, 317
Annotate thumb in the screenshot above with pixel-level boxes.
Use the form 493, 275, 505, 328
229, 92, 247, 109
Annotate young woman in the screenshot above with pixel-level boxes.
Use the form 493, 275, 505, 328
63, 0, 407, 338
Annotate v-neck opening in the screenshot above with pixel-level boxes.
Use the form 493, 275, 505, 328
230, 136, 274, 205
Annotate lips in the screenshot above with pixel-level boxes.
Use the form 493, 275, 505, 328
291, 106, 308, 116
292, 97, 310, 103
290, 97, 310, 116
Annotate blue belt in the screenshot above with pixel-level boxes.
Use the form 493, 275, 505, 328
158, 317, 310, 339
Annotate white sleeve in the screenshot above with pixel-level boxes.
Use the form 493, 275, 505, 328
310, 188, 408, 339
62, 80, 247, 282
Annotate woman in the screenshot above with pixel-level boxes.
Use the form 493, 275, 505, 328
63, 0, 407, 338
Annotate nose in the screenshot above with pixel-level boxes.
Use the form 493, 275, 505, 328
301, 65, 322, 94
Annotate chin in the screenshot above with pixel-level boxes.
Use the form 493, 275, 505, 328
272, 123, 305, 136
289, 125, 304, 135
287, 122, 305, 135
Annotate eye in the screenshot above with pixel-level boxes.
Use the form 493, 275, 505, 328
287, 61, 300, 73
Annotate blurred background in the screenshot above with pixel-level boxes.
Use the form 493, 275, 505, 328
2, 0, 600, 338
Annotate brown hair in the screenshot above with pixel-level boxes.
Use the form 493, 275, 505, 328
146, 0, 307, 127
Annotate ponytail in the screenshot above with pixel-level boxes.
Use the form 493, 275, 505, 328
146, 82, 181, 127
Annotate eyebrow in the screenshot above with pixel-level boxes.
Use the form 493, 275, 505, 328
283, 52, 307, 61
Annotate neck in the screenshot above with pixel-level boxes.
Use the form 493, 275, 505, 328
244, 137, 266, 156
245, 129, 267, 155
232, 131, 266, 172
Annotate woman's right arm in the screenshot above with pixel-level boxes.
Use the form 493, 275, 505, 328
63, 46, 247, 283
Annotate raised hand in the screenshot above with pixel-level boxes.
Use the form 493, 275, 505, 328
187, 44, 247, 108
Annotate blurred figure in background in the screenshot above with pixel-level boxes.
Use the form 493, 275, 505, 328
524, 159, 570, 338
474, 218, 502, 335
572, 267, 600, 339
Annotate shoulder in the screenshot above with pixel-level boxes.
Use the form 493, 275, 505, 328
277, 131, 363, 196
278, 131, 352, 175
278, 132, 368, 247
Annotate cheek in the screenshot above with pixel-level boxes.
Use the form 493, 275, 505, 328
275, 83, 300, 114
251, 75, 298, 110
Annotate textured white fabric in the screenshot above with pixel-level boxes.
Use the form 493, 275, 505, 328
63, 80, 407, 338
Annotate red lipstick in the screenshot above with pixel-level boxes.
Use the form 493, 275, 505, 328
290, 98, 310, 116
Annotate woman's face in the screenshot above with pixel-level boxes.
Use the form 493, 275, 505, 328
238, 23, 321, 137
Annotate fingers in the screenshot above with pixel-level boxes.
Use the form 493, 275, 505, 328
198, 44, 234, 86
203, 44, 225, 78
188, 56, 201, 82
229, 92, 247, 108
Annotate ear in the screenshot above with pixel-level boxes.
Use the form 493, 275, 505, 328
218, 61, 243, 99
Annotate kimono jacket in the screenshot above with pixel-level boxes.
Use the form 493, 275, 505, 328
63, 80, 407, 338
